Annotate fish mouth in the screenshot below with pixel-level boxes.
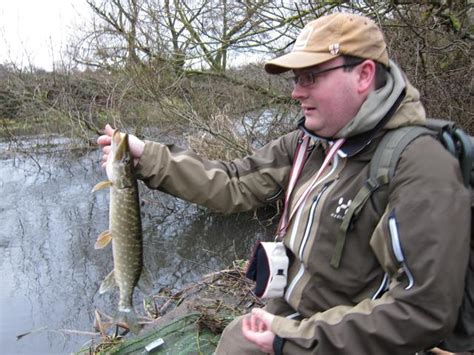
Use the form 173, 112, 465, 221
112, 130, 129, 162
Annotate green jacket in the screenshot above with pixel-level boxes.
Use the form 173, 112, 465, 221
136, 62, 471, 354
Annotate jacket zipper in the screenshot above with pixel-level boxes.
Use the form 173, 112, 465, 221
299, 183, 331, 260
288, 151, 342, 250
371, 272, 389, 299
388, 210, 415, 290
285, 179, 338, 303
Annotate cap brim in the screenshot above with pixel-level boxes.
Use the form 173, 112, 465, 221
264, 51, 338, 74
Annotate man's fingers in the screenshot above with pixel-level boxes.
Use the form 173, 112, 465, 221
128, 134, 145, 161
250, 314, 259, 332
429, 348, 454, 355
243, 314, 262, 333
97, 124, 114, 146
97, 124, 145, 164
104, 124, 115, 135
96, 124, 114, 170
242, 316, 251, 332
97, 135, 112, 146
241, 313, 276, 354
242, 321, 259, 345
242, 316, 256, 342
252, 308, 274, 326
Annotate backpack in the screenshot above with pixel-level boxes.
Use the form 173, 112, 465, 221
334, 118, 474, 352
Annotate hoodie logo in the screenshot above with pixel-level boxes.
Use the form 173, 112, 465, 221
331, 197, 352, 220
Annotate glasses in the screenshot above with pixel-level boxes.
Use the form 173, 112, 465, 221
289, 62, 363, 88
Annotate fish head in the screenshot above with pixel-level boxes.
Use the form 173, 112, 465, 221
106, 129, 135, 188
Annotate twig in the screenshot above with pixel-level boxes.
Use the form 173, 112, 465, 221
57, 329, 101, 337
16, 326, 48, 341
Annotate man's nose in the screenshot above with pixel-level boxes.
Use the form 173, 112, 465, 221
291, 84, 309, 101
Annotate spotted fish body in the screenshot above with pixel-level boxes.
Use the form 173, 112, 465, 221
92, 130, 152, 334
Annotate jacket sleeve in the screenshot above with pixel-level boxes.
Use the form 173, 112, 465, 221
271, 136, 471, 354
134, 131, 301, 214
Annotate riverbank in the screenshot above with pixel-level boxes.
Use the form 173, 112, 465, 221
78, 263, 264, 354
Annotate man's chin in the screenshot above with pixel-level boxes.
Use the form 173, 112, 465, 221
304, 123, 333, 139
303, 119, 323, 134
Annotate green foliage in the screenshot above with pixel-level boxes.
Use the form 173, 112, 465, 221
450, 14, 462, 31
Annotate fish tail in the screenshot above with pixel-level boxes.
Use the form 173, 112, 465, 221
114, 308, 141, 335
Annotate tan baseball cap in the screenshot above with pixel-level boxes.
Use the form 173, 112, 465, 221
265, 13, 389, 74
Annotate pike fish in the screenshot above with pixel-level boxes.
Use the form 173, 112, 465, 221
92, 129, 152, 334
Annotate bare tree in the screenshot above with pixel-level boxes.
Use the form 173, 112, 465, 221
5, 0, 471, 159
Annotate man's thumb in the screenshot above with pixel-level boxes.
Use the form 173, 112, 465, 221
105, 124, 115, 136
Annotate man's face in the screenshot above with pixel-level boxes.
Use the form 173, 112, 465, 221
291, 58, 365, 138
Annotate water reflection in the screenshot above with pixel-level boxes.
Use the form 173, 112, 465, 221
0, 136, 274, 354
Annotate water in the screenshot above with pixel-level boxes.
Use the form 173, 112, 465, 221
0, 135, 274, 354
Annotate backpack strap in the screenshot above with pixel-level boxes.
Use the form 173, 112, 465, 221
331, 125, 434, 269
425, 118, 473, 187
452, 127, 473, 187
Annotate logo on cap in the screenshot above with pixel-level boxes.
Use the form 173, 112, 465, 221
329, 43, 340, 56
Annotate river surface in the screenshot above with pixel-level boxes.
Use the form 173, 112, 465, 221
0, 135, 273, 354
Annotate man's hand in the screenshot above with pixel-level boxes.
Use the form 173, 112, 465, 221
242, 308, 276, 354
97, 124, 145, 167
429, 348, 454, 355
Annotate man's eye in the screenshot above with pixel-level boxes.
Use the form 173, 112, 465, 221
298, 74, 314, 86
290, 73, 314, 87
301, 74, 311, 84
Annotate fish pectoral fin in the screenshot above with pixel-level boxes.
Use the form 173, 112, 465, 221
94, 230, 112, 249
137, 267, 154, 295
91, 180, 113, 192
99, 270, 116, 294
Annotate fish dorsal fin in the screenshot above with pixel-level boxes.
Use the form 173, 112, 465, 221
92, 180, 113, 192
137, 267, 154, 295
99, 270, 116, 294
94, 230, 112, 249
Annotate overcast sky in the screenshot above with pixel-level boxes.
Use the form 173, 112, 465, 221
0, 0, 90, 70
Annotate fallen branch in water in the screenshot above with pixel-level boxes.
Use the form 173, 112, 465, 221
16, 326, 48, 341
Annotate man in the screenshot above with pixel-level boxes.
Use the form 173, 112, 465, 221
98, 13, 470, 354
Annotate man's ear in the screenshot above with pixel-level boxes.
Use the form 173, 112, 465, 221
356, 60, 376, 94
